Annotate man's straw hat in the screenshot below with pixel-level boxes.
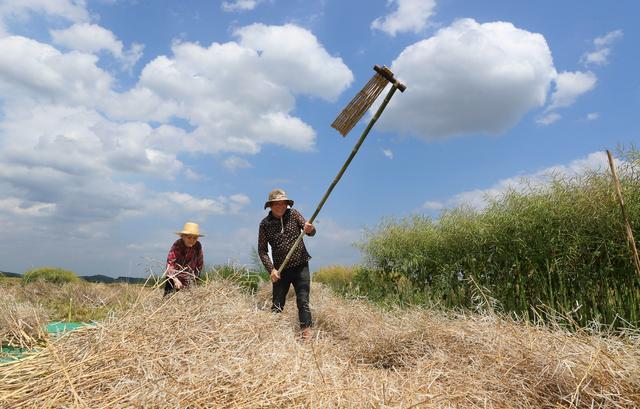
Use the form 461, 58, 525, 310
175, 222, 204, 237
264, 188, 294, 209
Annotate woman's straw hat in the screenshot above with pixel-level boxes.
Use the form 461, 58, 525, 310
175, 222, 204, 237
264, 188, 294, 209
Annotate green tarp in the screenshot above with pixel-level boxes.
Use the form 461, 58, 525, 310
46, 321, 93, 334
1, 321, 94, 363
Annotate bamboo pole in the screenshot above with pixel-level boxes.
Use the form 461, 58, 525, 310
276, 84, 400, 276
606, 150, 640, 277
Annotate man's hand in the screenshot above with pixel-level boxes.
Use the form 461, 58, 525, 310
173, 277, 183, 289
303, 222, 315, 234
270, 268, 280, 282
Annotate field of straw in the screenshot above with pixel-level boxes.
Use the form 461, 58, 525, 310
1, 279, 639, 408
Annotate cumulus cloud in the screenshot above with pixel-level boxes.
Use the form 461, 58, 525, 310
376, 19, 556, 140
0, 0, 90, 37
0, 197, 56, 217
536, 112, 561, 126
547, 71, 597, 110
447, 152, 609, 210
223, 156, 252, 171
104, 24, 351, 155
0, 35, 113, 104
51, 23, 143, 70
0, 22, 350, 255
234, 23, 353, 101
382, 149, 394, 159
371, 0, 437, 36
159, 192, 250, 215
422, 201, 443, 210
221, 0, 266, 12
581, 30, 623, 66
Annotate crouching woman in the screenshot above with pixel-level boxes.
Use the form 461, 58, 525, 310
164, 222, 204, 296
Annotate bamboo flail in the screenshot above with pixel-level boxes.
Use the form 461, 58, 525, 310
277, 83, 401, 275
331, 73, 388, 137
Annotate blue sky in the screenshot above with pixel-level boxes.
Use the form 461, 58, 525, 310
0, 0, 638, 277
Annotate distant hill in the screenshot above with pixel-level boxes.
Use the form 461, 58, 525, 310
1, 271, 152, 284
0, 271, 21, 278
82, 275, 152, 284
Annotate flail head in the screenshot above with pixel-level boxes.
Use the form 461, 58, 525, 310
331, 65, 405, 137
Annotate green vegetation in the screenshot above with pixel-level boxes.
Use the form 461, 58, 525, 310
22, 267, 80, 284
200, 263, 269, 293
357, 149, 640, 327
312, 265, 358, 293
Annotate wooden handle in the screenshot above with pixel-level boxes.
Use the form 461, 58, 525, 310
374, 65, 406, 92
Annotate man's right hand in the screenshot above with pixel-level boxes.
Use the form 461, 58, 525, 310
270, 268, 280, 282
173, 277, 183, 289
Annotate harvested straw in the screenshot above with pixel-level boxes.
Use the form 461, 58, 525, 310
331, 72, 389, 136
1, 280, 638, 408
0, 293, 48, 348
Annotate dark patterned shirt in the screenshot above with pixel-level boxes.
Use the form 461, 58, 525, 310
165, 239, 203, 286
258, 208, 316, 271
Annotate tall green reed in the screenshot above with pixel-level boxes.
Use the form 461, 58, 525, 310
360, 149, 640, 327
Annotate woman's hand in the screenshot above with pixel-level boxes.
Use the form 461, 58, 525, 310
173, 277, 183, 289
270, 268, 280, 282
303, 222, 315, 234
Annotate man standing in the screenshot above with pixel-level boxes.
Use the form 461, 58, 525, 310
258, 189, 315, 340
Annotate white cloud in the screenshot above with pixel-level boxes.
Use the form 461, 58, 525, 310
184, 168, 204, 180
223, 156, 252, 171
51, 23, 144, 70
448, 152, 609, 210
382, 149, 394, 159
371, 0, 437, 37
160, 192, 249, 214
0, 23, 350, 248
51, 23, 122, 56
581, 30, 623, 66
376, 19, 555, 140
0, 35, 113, 104
422, 201, 443, 210
586, 112, 599, 121
0, 197, 56, 217
547, 71, 597, 110
221, 0, 266, 12
105, 24, 351, 155
234, 23, 353, 101
536, 112, 561, 126
0, 0, 90, 37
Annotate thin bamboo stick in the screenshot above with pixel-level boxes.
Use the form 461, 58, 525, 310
606, 150, 640, 277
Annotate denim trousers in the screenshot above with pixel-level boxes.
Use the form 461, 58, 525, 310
272, 263, 312, 329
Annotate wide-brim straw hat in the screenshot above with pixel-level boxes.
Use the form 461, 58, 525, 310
175, 222, 205, 237
264, 188, 294, 209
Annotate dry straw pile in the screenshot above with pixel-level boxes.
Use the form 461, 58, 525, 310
0, 293, 48, 349
1, 280, 639, 408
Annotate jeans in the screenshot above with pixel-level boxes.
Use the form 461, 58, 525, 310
272, 263, 312, 329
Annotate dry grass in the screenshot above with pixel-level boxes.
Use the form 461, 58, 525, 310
1, 280, 639, 408
0, 293, 48, 349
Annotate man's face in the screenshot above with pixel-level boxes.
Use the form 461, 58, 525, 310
181, 234, 198, 248
270, 201, 288, 218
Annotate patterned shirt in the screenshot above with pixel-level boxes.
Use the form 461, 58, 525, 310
258, 208, 316, 272
165, 239, 203, 285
